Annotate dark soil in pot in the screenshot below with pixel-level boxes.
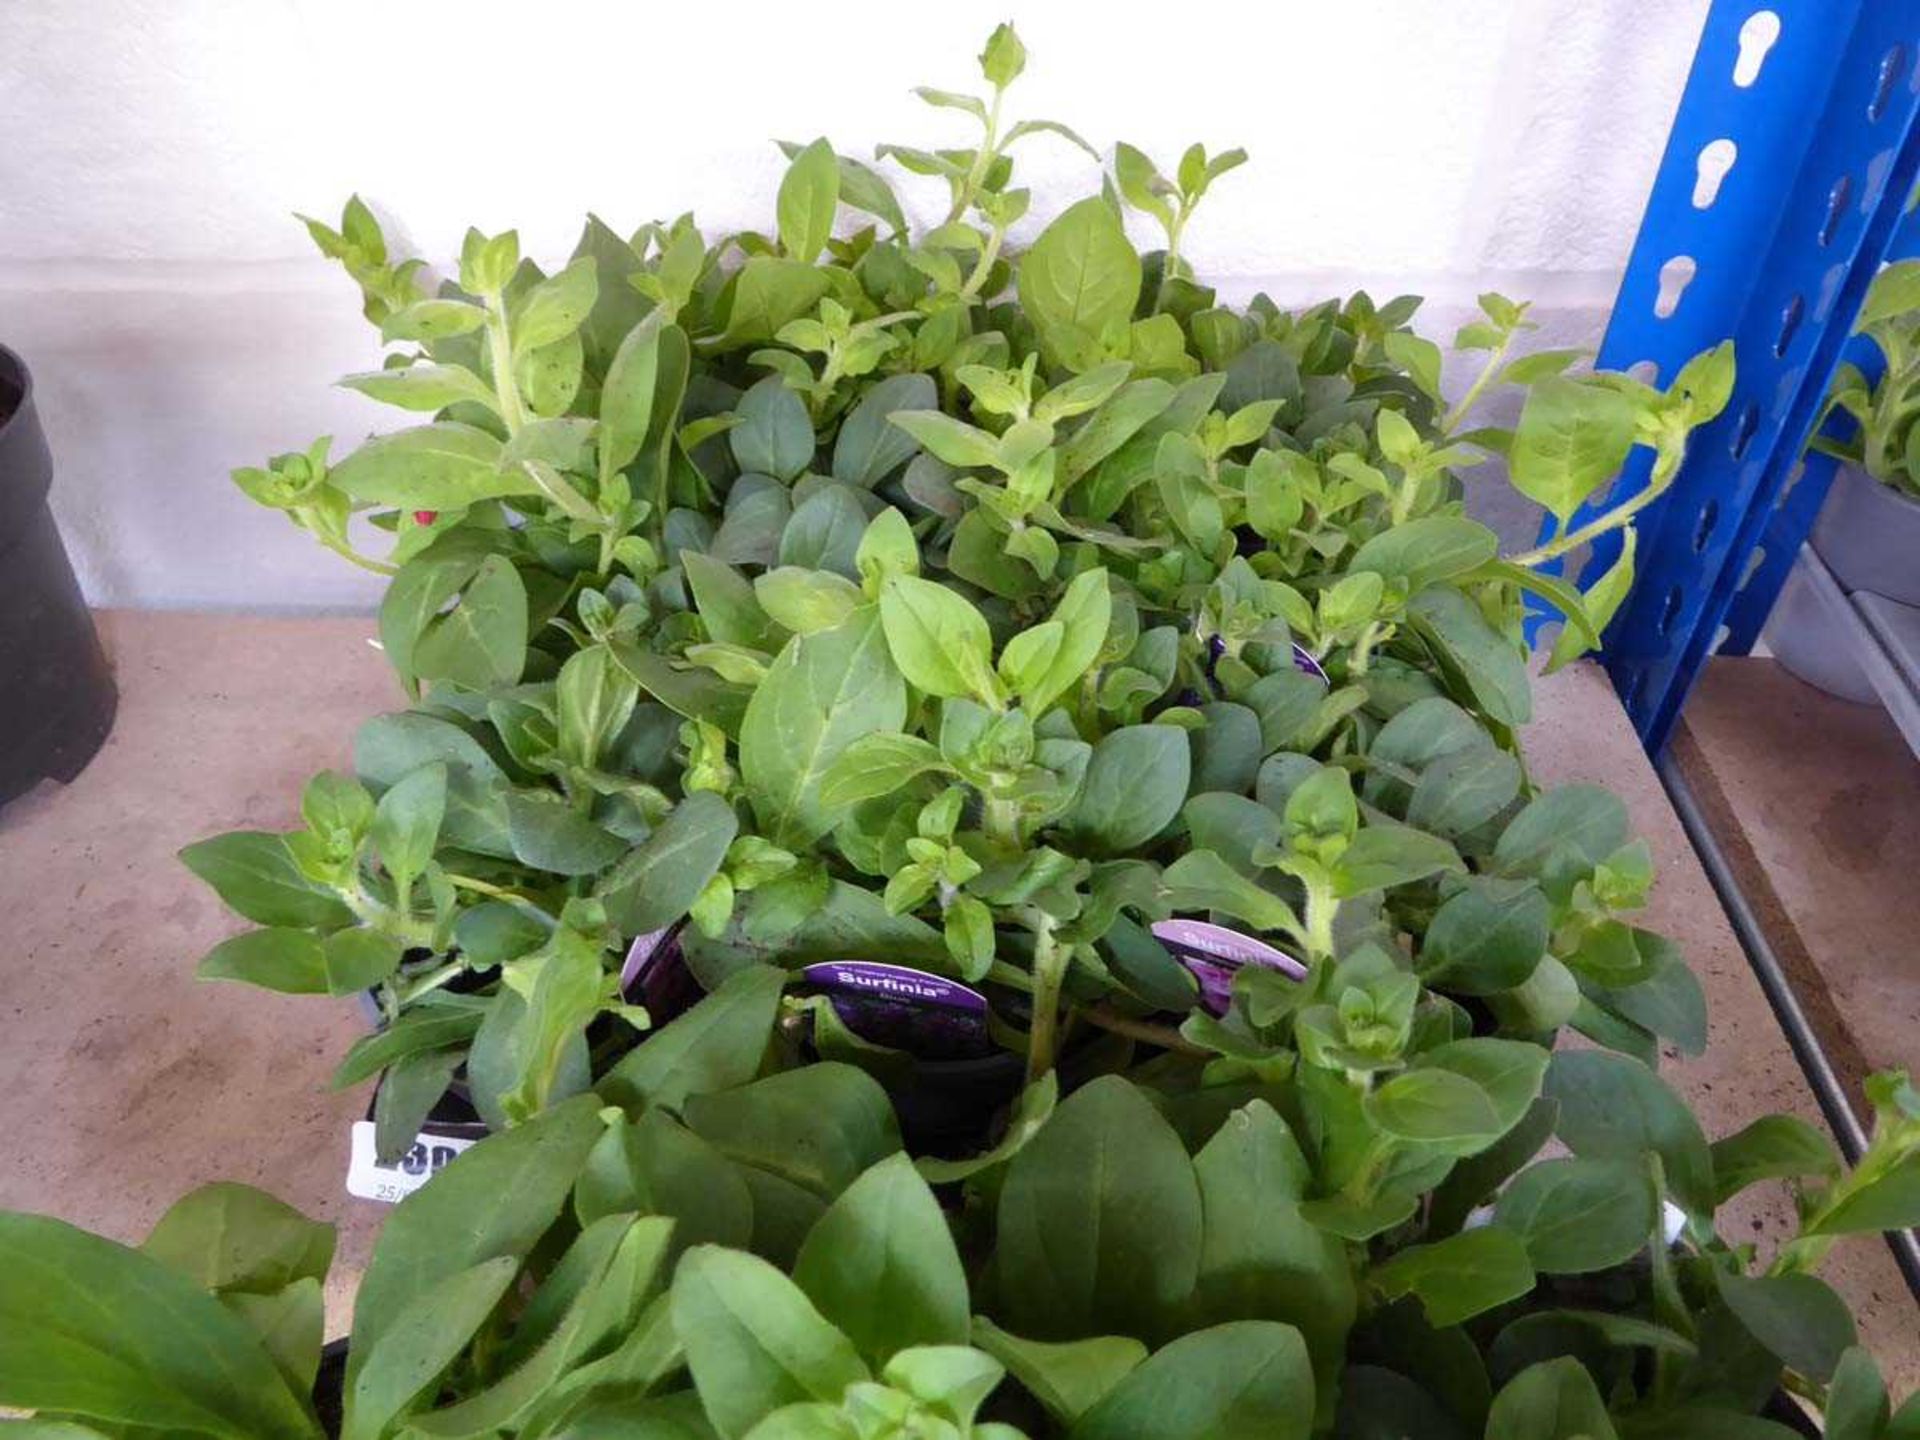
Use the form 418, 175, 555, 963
0, 343, 117, 808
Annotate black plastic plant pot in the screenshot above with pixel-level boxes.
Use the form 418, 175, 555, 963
314, 1338, 347, 1437
0, 343, 115, 808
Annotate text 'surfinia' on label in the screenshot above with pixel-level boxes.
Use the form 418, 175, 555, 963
800, 960, 993, 1062
1150, 918, 1306, 1017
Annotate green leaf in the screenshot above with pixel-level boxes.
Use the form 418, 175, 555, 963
685, 552, 785, 652
1807, 1153, 1920, 1235
0, 1212, 323, 1439
1406, 747, 1523, 837
1418, 880, 1551, 994
1856, 258, 1920, 329
573, 1110, 754, 1251
322, 927, 404, 994
779, 485, 869, 579
673, 1246, 868, 1439
354, 712, 512, 857
996, 1076, 1202, 1342
1714, 1271, 1856, 1383
1495, 1157, 1655, 1274
601, 790, 742, 937
600, 964, 786, 1112
1066, 725, 1190, 856
338, 363, 496, 414
514, 256, 598, 352
600, 315, 671, 477
1547, 530, 1636, 672
1019, 198, 1143, 371
1407, 588, 1531, 728
719, 258, 833, 351
347, 1095, 604, 1404
1494, 785, 1630, 879
1824, 1347, 1890, 1440
330, 423, 524, 509
1025, 567, 1111, 716
410, 553, 528, 690
833, 373, 938, 487
971, 1318, 1144, 1426
331, 1003, 486, 1089
777, 138, 841, 265
1709, 1115, 1840, 1205
1349, 517, 1499, 592
792, 1154, 969, 1364
373, 1047, 462, 1166
877, 574, 1000, 705
886, 410, 1002, 469
1069, 1321, 1313, 1440
1509, 379, 1638, 528
180, 831, 353, 929
682, 1064, 900, 1202
1160, 850, 1301, 935
1484, 1357, 1617, 1440
1332, 823, 1462, 897
1366, 1068, 1505, 1146
344, 1256, 519, 1440
756, 567, 867, 635
197, 926, 327, 994
370, 761, 446, 897
819, 733, 951, 808
739, 609, 906, 848
382, 298, 487, 342
733, 376, 816, 482
1370, 1226, 1536, 1327
1190, 1102, 1354, 1390
1542, 1050, 1715, 1220
142, 1183, 334, 1295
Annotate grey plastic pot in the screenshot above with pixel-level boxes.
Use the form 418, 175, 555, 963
0, 343, 116, 807
1766, 549, 1880, 703
1767, 462, 1920, 702
1813, 462, 1920, 605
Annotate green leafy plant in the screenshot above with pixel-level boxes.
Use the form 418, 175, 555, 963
1816, 257, 1920, 497
4, 996, 1918, 1436
185, 20, 1733, 1137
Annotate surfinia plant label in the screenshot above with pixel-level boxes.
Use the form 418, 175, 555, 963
1151, 916, 1307, 1014
801, 960, 993, 1059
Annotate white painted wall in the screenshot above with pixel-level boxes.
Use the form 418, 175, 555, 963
0, 0, 1710, 610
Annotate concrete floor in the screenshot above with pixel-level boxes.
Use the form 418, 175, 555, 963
1676, 657, 1920, 1122
0, 613, 1914, 1388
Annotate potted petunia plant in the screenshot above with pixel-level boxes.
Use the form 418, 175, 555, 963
16, 23, 1883, 1437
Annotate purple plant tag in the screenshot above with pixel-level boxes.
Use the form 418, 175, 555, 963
801, 961, 992, 1060
1151, 918, 1307, 1016
619, 924, 701, 1026
1292, 642, 1330, 686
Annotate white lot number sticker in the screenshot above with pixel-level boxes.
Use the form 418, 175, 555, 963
346, 1120, 478, 1203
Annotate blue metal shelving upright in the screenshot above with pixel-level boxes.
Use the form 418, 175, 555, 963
1554, 2, 1920, 752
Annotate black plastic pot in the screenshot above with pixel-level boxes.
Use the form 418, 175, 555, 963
0, 343, 115, 807
314, 1338, 347, 1437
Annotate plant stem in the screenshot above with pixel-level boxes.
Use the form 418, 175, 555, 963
1507, 446, 1680, 567
948, 87, 1005, 223
982, 794, 1024, 851
960, 224, 1006, 300
1024, 916, 1068, 1083
1304, 874, 1339, 964
394, 959, 465, 1005
1442, 333, 1514, 436
1083, 1003, 1207, 1054
484, 295, 527, 433
316, 532, 399, 576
